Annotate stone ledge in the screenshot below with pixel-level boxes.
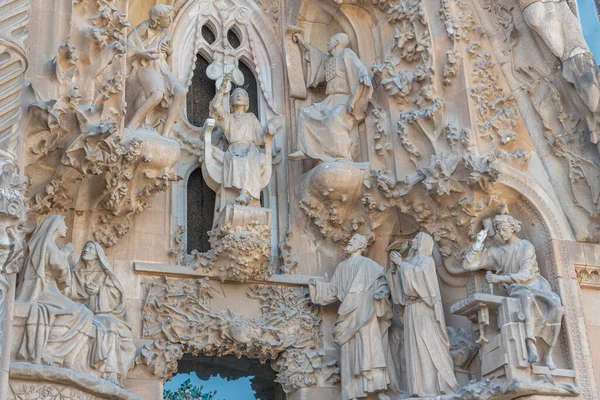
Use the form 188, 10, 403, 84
134, 261, 321, 286
10, 362, 145, 400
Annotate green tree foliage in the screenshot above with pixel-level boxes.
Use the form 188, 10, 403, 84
163, 378, 219, 400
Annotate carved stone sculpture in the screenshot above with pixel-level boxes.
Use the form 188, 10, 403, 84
288, 32, 373, 163
387, 232, 459, 397
462, 214, 564, 368
308, 233, 398, 400
520, 0, 600, 134
15, 215, 94, 369
71, 241, 135, 386
125, 4, 187, 137
0, 150, 28, 396
206, 76, 276, 206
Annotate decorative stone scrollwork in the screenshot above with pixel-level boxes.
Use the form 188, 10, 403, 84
137, 276, 338, 393
0, 150, 28, 358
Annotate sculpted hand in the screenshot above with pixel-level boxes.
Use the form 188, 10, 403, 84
486, 271, 503, 284
160, 41, 171, 54
140, 51, 159, 60
219, 76, 231, 93
292, 33, 309, 51
308, 278, 316, 286
61, 243, 74, 256
389, 251, 402, 272
360, 75, 372, 87
473, 229, 488, 251
86, 282, 100, 295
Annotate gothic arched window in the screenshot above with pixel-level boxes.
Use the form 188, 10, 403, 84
186, 168, 216, 253
186, 54, 216, 127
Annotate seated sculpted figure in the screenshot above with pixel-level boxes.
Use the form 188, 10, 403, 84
462, 215, 564, 368
309, 233, 399, 400
208, 76, 276, 206
125, 4, 186, 137
288, 32, 373, 163
387, 233, 459, 397
70, 241, 135, 386
16, 215, 94, 369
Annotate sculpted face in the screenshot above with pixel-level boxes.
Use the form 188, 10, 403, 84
327, 37, 338, 53
82, 242, 98, 261
344, 234, 366, 255
231, 89, 249, 108
156, 13, 172, 28
57, 220, 68, 238
496, 222, 514, 242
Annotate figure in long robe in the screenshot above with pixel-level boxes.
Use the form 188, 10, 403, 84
16, 215, 94, 369
71, 241, 135, 385
387, 232, 459, 397
463, 214, 564, 368
209, 77, 274, 206
125, 4, 186, 137
288, 32, 373, 163
309, 233, 398, 400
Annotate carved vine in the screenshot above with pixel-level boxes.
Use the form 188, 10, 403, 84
136, 277, 338, 393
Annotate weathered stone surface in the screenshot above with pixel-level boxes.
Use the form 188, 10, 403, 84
7, 0, 600, 398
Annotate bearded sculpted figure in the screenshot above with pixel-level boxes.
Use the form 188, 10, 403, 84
387, 233, 459, 397
16, 215, 94, 369
207, 76, 277, 206
70, 241, 135, 385
308, 233, 399, 400
288, 32, 373, 163
125, 4, 187, 137
463, 214, 564, 369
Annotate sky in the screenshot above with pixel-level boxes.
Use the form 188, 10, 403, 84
164, 372, 261, 400
576, 0, 600, 62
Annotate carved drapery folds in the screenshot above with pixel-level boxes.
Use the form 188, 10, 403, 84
137, 277, 339, 393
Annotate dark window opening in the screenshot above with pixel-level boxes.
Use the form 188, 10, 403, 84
202, 24, 217, 44
235, 60, 259, 117
186, 54, 216, 127
227, 28, 241, 49
187, 168, 216, 253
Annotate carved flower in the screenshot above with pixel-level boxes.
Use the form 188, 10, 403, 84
393, 23, 415, 50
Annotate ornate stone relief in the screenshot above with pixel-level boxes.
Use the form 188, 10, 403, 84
137, 276, 339, 393
24, 0, 181, 248
0, 151, 28, 361
12, 216, 136, 388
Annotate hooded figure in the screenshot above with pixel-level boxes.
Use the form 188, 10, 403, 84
71, 241, 135, 385
16, 215, 94, 368
288, 32, 373, 163
387, 232, 459, 397
309, 233, 399, 400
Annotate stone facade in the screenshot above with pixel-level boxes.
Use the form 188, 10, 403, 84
1, 0, 600, 399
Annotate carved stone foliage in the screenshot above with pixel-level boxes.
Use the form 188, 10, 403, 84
137, 277, 338, 393
207, 220, 272, 281
529, 77, 600, 233
0, 151, 28, 358
25, 0, 180, 248
298, 132, 526, 281
168, 206, 273, 282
